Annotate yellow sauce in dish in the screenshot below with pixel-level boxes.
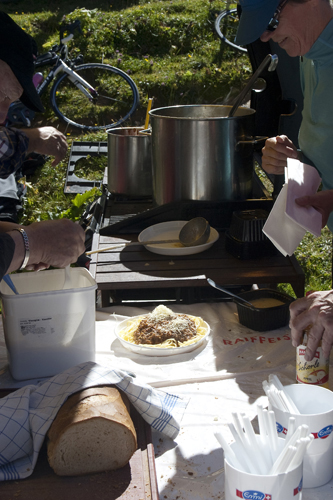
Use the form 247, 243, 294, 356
250, 297, 285, 309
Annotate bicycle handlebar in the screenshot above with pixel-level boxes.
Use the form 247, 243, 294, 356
59, 19, 82, 42
34, 19, 82, 66
61, 33, 74, 45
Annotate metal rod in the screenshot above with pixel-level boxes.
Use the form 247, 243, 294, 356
228, 54, 278, 118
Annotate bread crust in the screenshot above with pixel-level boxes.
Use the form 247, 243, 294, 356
47, 386, 137, 476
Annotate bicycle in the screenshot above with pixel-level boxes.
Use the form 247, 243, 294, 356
6, 20, 140, 131
215, 8, 248, 54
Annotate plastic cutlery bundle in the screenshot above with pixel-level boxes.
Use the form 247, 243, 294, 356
215, 406, 313, 475
263, 374, 300, 414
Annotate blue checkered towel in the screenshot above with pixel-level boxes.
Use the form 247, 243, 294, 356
0, 362, 188, 481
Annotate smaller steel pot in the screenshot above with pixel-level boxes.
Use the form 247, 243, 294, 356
107, 127, 152, 197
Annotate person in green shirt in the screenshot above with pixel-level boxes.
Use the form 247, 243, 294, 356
236, 0, 333, 362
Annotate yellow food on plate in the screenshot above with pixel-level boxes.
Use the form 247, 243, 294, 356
117, 305, 208, 349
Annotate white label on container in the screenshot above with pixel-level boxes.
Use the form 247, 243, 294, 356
17, 312, 87, 347
20, 317, 55, 337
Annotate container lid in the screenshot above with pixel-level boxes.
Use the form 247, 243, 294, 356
0, 267, 97, 297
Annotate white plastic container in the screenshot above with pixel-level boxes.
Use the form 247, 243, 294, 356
0, 267, 97, 380
224, 438, 303, 500
270, 384, 333, 488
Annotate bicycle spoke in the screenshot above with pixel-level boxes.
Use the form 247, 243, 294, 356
94, 94, 128, 106
51, 63, 139, 130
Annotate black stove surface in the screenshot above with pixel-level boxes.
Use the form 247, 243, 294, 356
100, 197, 275, 235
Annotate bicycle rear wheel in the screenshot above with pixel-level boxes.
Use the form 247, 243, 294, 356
215, 9, 247, 54
50, 63, 140, 131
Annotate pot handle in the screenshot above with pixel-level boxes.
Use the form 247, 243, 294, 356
236, 136, 268, 150
139, 128, 151, 136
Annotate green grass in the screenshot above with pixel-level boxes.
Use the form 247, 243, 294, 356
2, 0, 332, 295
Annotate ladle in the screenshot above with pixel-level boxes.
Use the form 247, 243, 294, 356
86, 217, 211, 255
228, 54, 278, 118
207, 278, 256, 309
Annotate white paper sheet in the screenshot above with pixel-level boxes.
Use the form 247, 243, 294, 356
285, 159, 322, 235
263, 159, 322, 256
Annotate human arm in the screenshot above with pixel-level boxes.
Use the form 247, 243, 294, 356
5, 219, 85, 275
289, 290, 333, 360
294, 189, 333, 228
23, 126, 68, 166
0, 125, 67, 179
0, 221, 21, 233
0, 127, 29, 178
261, 135, 299, 175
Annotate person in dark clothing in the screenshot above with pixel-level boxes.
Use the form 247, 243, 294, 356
0, 13, 84, 279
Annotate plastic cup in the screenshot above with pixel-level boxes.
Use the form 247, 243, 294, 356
224, 439, 303, 500
270, 383, 333, 488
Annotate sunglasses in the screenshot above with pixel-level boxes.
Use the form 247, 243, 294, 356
266, 0, 288, 31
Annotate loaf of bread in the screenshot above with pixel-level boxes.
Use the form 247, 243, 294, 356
47, 386, 137, 476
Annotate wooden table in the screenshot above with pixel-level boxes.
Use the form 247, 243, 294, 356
89, 230, 305, 307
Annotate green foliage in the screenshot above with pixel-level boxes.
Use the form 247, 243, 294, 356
21, 131, 106, 224
59, 188, 101, 220
9, 1, 249, 115
74, 155, 107, 181
294, 228, 332, 292
278, 227, 332, 297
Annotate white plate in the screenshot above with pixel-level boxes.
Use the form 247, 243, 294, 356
138, 221, 219, 256
114, 314, 210, 357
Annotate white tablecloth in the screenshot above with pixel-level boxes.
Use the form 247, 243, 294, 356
0, 302, 332, 499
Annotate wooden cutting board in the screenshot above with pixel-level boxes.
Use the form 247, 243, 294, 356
0, 392, 159, 500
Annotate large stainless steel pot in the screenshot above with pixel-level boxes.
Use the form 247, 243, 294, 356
149, 105, 265, 205
107, 127, 152, 197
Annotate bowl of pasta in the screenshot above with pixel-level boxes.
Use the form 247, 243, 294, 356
114, 305, 210, 356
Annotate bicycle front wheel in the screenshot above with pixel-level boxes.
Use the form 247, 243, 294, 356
50, 63, 140, 131
215, 9, 247, 54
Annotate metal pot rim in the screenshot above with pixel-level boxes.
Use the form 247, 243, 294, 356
106, 126, 147, 136
149, 104, 256, 120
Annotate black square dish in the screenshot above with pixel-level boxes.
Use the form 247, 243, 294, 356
236, 288, 294, 332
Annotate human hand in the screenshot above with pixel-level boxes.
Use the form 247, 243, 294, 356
289, 290, 333, 360
25, 126, 68, 166
261, 135, 298, 175
295, 190, 333, 228
23, 219, 85, 270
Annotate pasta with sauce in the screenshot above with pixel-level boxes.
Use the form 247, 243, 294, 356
117, 305, 208, 349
